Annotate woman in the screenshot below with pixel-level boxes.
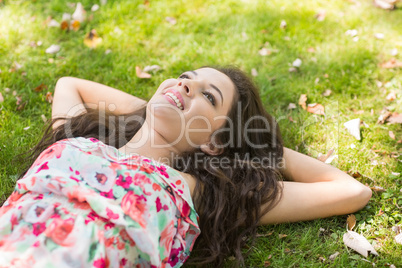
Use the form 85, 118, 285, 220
0, 67, 372, 267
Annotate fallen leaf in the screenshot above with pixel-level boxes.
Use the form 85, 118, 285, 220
343, 230, 379, 257
284, 248, 291, 253
389, 131, 396, 140
0, 92, 3, 102
344, 118, 361, 140
143, 65, 161, 72
278, 234, 287, 239
292, 58, 302, 67
324, 73, 329, 78
307, 103, 325, 115
48, 19, 60, 27
345, 29, 358, 37
322, 89, 332, 96
392, 225, 401, 234
71, 20, 80, 31
105, 49, 112, 55
317, 149, 335, 162
23, 126, 30, 130
60, 21, 69, 30
288, 67, 297, 72
395, 233, 402, 245
315, 10, 326, 21
256, 231, 274, 237
45, 92, 53, 103
84, 29, 102, 48
390, 48, 398, 56
298, 94, 307, 110
251, 68, 258, 77
329, 251, 340, 261
374, 33, 385, 39
387, 112, 402, 124
41, 114, 47, 123
307, 47, 316, 53
34, 83, 47, 92
264, 260, 271, 267
72, 2, 86, 23
165, 16, 177, 25
91, 4, 100, 11
288, 116, 296, 123
374, 0, 397, 9
351, 171, 361, 178
135, 66, 151, 78
386, 91, 396, 101
45, 44, 60, 54
347, 214, 356, 230
380, 58, 402, 69
377, 209, 385, 216
318, 256, 326, 262
258, 48, 272, 56
371, 159, 378, 166
280, 20, 287, 29
288, 103, 296, 109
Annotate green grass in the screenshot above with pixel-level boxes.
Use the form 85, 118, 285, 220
0, 0, 401, 266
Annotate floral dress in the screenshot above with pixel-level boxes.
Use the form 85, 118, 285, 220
0, 137, 200, 268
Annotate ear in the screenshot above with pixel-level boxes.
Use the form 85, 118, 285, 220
200, 142, 223, 156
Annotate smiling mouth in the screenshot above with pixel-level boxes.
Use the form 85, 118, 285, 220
164, 92, 184, 110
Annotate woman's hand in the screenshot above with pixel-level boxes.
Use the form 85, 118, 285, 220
259, 147, 372, 225
52, 77, 147, 129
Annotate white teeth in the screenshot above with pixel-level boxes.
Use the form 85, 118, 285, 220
166, 92, 183, 110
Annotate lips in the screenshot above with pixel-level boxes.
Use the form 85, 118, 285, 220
163, 89, 185, 110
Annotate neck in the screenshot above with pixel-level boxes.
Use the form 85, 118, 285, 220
118, 123, 180, 167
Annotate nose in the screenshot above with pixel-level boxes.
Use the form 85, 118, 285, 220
178, 80, 192, 96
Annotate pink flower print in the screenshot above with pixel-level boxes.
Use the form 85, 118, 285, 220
160, 221, 175, 256
33, 144, 65, 167
45, 218, 76, 246
11, 213, 19, 230
32, 222, 46, 236
121, 192, 147, 228
139, 162, 155, 174
35, 206, 45, 217
119, 258, 127, 267
93, 257, 109, 268
106, 208, 119, 220
89, 138, 99, 143
116, 175, 133, 189
36, 162, 49, 173
100, 189, 114, 199
104, 222, 115, 230
152, 183, 161, 192
119, 229, 135, 246
33, 194, 44, 200
156, 197, 169, 212
95, 173, 108, 185
157, 165, 169, 178
132, 173, 151, 187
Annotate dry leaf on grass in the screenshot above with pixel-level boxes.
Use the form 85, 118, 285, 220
380, 58, 402, 68
347, 214, 356, 230
288, 103, 296, 109
34, 83, 47, 92
0, 92, 3, 103
45, 44, 60, 54
84, 30, 102, 48
292, 58, 302, 68
389, 131, 396, 140
72, 2, 86, 23
165, 17, 177, 25
343, 230, 379, 257
143, 65, 161, 73
91, 4, 100, 12
135, 66, 151, 78
251, 68, 258, 77
298, 94, 307, 110
258, 48, 272, 56
344, 118, 361, 140
71, 20, 80, 31
395, 233, 402, 245
41, 114, 47, 123
307, 103, 325, 115
45, 92, 53, 103
280, 20, 287, 29
61, 21, 69, 30
315, 10, 326, 21
317, 149, 335, 163
278, 234, 287, 239
322, 89, 332, 96
386, 91, 396, 101
329, 251, 340, 261
387, 112, 402, 124
370, 186, 386, 193
48, 19, 60, 27
390, 48, 398, 56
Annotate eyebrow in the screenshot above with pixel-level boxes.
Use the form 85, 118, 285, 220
189, 70, 224, 106
209, 84, 224, 105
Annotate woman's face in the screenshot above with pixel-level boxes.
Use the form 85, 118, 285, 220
147, 67, 236, 153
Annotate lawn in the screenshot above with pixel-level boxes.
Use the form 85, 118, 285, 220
0, 0, 401, 266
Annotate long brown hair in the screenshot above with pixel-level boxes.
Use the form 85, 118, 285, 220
20, 66, 284, 267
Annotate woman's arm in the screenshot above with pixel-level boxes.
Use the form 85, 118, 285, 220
259, 147, 372, 225
52, 77, 147, 129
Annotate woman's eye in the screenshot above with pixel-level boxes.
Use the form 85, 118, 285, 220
179, 74, 190, 79
203, 92, 216, 106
